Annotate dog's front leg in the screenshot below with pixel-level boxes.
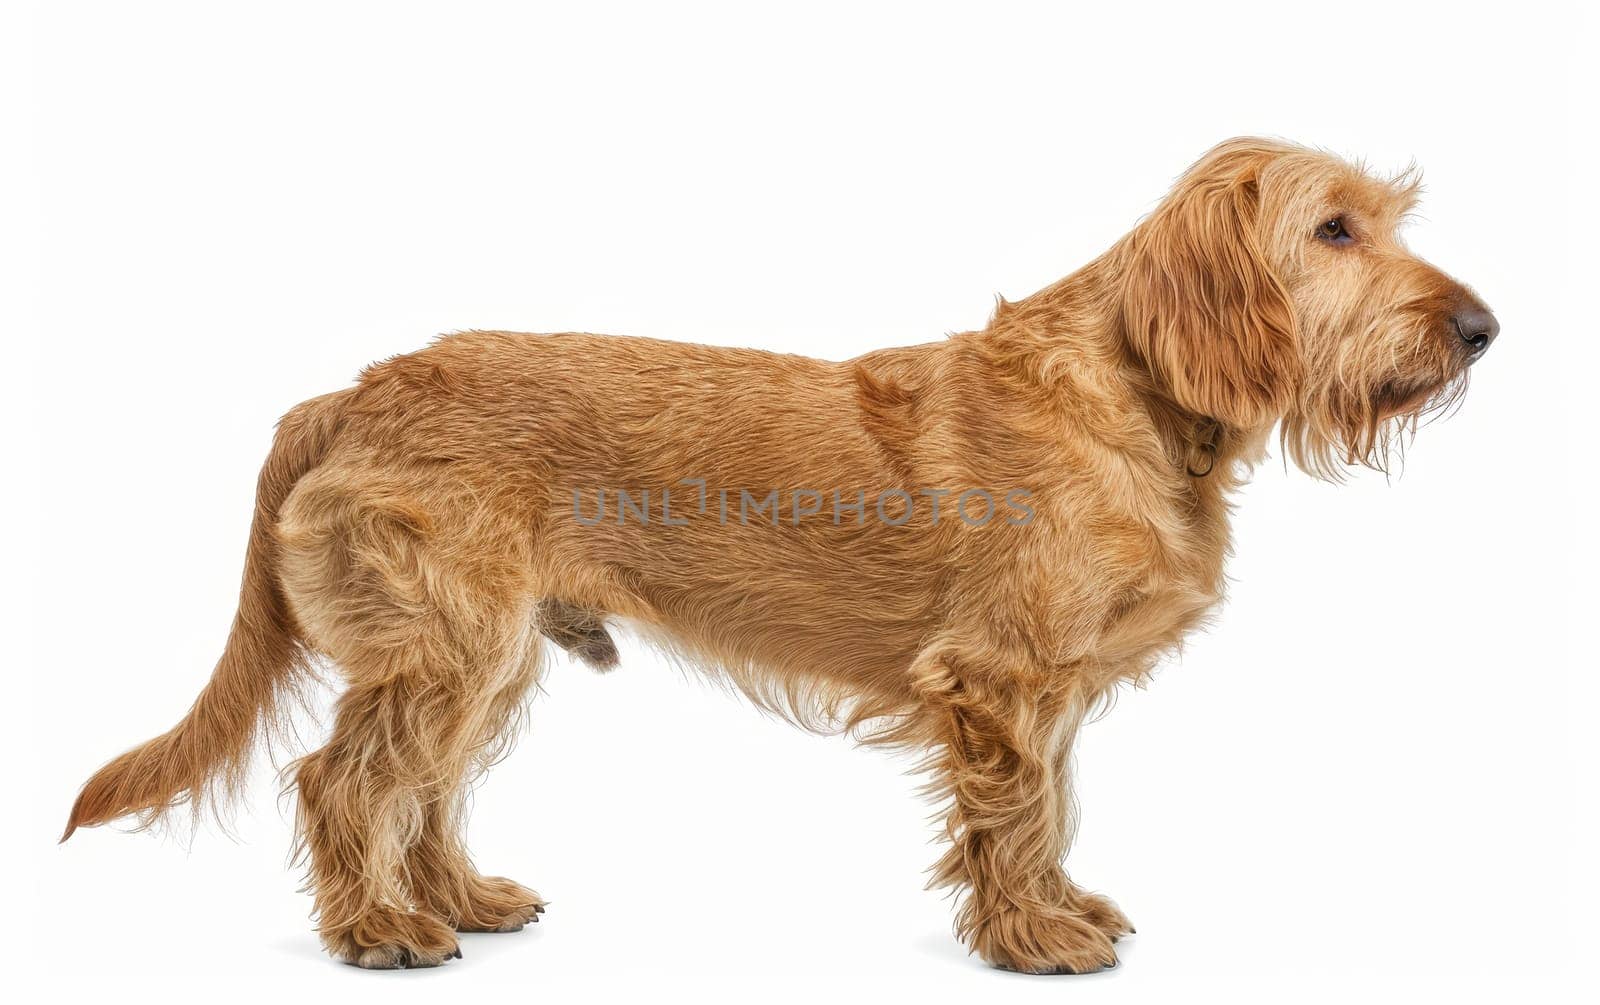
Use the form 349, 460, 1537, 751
912, 643, 1130, 974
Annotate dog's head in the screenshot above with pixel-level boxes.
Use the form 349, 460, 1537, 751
1118, 137, 1495, 476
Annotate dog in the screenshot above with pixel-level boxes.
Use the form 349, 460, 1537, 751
62, 138, 1497, 973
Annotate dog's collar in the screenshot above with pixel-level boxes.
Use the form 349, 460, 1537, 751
1185, 418, 1222, 478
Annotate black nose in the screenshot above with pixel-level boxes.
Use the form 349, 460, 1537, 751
1452, 307, 1499, 360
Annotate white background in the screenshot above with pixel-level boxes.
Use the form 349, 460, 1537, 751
10, 2, 1595, 1002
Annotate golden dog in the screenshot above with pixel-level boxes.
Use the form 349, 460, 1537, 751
63, 138, 1497, 973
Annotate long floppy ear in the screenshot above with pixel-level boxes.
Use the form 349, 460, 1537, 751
1119, 143, 1300, 428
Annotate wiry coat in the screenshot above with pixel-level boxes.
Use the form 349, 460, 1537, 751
64, 138, 1494, 974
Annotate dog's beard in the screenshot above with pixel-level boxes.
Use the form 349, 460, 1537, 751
1280, 325, 1471, 479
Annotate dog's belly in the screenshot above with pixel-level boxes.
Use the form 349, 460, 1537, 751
537, 503, 948, 700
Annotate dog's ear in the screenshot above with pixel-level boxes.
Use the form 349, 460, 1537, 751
1119, 143, 1300, 429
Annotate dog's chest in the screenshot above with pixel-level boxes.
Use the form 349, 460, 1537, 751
1033, 482, 1230, 672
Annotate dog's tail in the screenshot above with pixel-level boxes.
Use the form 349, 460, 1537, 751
60, 390, 351, 842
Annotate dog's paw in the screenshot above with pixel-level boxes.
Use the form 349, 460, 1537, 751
324, 909, 462, 970
977, 908, 1119, 976
453, 875, 547, 933
1074, 890, 1135, 943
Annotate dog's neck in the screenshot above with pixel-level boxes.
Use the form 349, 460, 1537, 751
979, 255, 1262, 486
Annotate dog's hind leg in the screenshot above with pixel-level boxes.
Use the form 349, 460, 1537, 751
404, 600, 618, 931
291, 680, 468, 968
278, 473, 540, 968
405, 629, 549, 934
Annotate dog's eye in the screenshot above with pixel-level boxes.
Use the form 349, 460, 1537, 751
1317, 217, 1351, 243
